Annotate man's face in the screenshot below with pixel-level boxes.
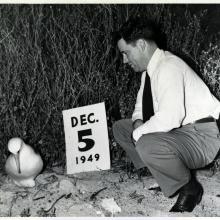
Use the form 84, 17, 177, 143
117, 38, 146, 72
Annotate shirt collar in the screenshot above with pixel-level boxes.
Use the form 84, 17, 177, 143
147, 48, 163, 78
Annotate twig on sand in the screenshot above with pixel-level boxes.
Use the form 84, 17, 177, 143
33, 196, 45, 201
36, 194, 67, 217
90, 187, 107, 201
43, 194, 68, 213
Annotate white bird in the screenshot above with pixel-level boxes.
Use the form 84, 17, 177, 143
5, 137, 43, 187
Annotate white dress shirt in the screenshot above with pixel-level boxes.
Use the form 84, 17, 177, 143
132, 48, 220, 142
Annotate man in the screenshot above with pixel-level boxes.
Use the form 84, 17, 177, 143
113, 17, 220, 212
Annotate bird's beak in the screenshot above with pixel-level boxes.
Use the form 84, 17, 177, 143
14, 153, 21, 174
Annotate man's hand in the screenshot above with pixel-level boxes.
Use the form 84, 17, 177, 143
132, 119, 144, 129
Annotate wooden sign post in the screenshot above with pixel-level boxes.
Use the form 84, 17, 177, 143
62, 102, 110, 174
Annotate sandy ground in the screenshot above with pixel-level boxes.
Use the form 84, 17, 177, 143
0, 162, 220, 217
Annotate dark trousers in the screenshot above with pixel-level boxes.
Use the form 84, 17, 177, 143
113, 119, 220, 197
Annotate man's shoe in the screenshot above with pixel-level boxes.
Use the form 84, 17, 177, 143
169, 178, 203, 212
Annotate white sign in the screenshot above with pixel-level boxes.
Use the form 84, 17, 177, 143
62, 102, 110, 174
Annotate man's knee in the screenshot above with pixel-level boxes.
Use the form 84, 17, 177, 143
136, 133, 159, 155
112, 119, 131, 137
135, 132, 170, 162
112, 119, 123, 137
112, 119, 122, 132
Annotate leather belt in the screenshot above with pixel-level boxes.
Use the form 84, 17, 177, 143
193, 117, 216, 124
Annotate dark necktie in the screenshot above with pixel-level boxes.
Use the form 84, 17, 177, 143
142, 73, 154, 123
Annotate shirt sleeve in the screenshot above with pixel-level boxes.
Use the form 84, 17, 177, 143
132, 71, 146, 121
133, 62, 186, 141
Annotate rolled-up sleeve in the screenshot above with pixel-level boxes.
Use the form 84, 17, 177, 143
133, 62, 186, 142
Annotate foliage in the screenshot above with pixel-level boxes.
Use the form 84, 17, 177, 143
199, 42, 220, 98
161, 6, 207, 67
0, 5, 121, 166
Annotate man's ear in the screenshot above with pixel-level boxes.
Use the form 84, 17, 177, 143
136, 39, 147, 51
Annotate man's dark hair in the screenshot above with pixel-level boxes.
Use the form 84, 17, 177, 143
114, 17, 166, 49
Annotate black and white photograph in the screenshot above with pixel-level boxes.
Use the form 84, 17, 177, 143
0, 3, 220, 217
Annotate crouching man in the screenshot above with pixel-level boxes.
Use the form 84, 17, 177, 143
113, 17, 220, 212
